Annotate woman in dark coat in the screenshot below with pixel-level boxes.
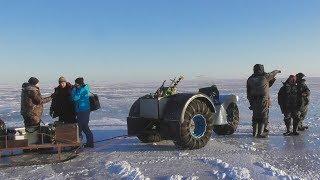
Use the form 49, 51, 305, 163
50, 77, 76, 124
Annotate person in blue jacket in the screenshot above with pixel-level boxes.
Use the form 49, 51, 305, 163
71, 77, 94, 148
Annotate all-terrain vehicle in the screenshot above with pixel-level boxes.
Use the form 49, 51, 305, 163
127, 76, 240, 150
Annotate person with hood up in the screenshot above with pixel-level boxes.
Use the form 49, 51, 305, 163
50, 77, 76, 124
247, 64, 281, 138
71, 77, 94, 148
0, 118, 5, 146
20, 77, 52, 144
278, 75, 300, 136
296, 73, 310, 131
0, 118, 5, 135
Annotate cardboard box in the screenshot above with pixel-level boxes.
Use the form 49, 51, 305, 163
15, 135, 26, 140
6, 139, 28, 148
55, 123, 80, 144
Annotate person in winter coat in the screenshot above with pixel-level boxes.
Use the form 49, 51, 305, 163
50, 77, 76, 124
20, 77, 52, 144
0, 118, 5, 144
278, 75, 300, 136
296, 73, 310, 131
247, 64, 281, 138
71, 77, 94, 148
21, 77, 52, 127
0, 118, 5, 135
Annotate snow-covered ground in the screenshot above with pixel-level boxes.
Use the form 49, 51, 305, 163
0, 78, 320, 180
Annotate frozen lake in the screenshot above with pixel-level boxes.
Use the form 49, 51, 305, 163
0, 78, 320, 180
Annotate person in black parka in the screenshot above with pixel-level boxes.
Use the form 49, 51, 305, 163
278, 75, 300, 136
247, 64, 281, 138
296, 73, 310, 131
50, 77, 76, 124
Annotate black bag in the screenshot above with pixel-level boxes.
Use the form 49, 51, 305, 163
199, 85, 219, 100
90, 93, 101, 112
248, 76, 269, 96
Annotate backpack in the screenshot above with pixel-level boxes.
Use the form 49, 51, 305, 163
248, 75, 269, 96
199, 85, 219, 100
90, 93, 101, 112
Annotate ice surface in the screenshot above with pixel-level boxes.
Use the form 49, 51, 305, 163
1, 78, 320, 179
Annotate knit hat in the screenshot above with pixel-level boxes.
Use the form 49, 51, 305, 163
75, 77, 84, 85
58, 76, 67, 83
28, 77, 39, 86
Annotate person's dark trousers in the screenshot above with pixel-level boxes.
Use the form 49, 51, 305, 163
76, 111, 94, 147
298, 107, 309, 130
251, 96, 269, 138
59, 113, 77, 124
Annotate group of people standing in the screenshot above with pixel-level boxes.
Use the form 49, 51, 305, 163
278, 73, 310, 136
17, 65, 311, 145
20, 76, 94, 148
247, 64, 310, 138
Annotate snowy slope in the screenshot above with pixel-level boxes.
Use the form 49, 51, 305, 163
0, 78, 320, 180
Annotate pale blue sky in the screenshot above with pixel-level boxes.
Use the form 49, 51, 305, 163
0, 0, 319, 83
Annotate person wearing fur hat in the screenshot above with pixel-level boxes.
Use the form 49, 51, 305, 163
71, 77, 94, 148
20, 77, 52, 144
247, 64, 281, 138
0, 118, 6, 145
278, 75, 300, 136
50, 76, 76, 124
0, 117, 5, 135
296, 73, 310, 131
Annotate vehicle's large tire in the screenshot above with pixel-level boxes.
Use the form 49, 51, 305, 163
213, 103, 240, 135
129, 98, 163, 143
174, 99, 214, 150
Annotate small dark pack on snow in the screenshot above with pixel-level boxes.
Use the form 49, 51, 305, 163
90, 93, 101, 111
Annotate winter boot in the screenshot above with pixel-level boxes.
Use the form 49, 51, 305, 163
290, 131, 300, 136
257, 123, 268, 139
253, 123, 259, 138
298, 125, 309, 131
84, 143, 94, 148
290, 121, 300, 136
283, 122, 292, 136
264, 122, 269, 134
